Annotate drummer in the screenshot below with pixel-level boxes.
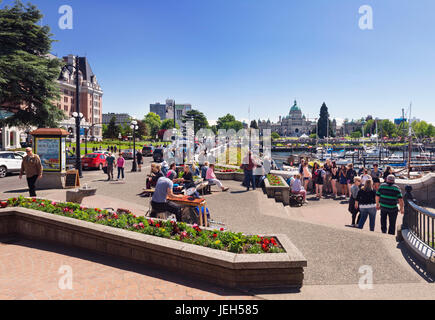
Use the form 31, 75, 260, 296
151, 176, 184, 221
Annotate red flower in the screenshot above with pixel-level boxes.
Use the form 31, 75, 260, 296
139, 222, 144, 229
220, 228, 224, 232
156, 223, 161, 228
212, 233, 217, 238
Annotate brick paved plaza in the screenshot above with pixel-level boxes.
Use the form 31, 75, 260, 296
0, 158, 433, 300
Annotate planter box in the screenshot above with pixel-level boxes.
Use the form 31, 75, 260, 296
234, 172, 245, 182
0, 208, 307, 289
264, 176, 290, 206
215, 171, 235, 180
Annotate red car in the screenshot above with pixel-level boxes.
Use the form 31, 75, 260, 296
81, 153, 107, 170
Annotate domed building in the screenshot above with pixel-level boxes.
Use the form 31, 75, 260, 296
258, 100, 315, 137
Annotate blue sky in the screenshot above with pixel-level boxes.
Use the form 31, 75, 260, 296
2, 0, 435, 124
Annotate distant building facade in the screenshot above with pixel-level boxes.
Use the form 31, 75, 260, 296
150, 99, 192, 127
1, 54, 104, 149
150, 103, 167, 121
258, 101, 316, 137
102, 113, 131, 126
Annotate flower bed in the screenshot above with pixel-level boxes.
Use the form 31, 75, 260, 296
215, 166, 243, 173
1, 197, 284, 254
267, 174, 285, 186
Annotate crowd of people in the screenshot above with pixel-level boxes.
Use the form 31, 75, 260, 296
285, 158, 404, 235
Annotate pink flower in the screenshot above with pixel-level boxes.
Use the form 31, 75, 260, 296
181, 231, 188, 238
133, 224, 139, 229
51, 202, 57, 206
193, 223, 198, 229
139, 222, 144, 229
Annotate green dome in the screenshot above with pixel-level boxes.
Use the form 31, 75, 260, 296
290, 100, 301, 112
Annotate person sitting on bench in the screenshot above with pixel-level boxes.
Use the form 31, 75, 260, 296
151, 176, 184, 221
146, 163, 163, 189
291, 174, 307, 203
201, 161, 209, 179
206, 164, 229, 192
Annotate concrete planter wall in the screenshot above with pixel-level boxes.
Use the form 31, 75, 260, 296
215, 171, 236, 180
264, 176, 290, 206
0, 208, 307, 289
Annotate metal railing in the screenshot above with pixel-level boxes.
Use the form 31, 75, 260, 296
403, 186, 435, 249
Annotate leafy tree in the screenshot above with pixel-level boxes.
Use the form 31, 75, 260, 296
144, 112, 161, 137
217, 114, 236, 127
411, 120, 434, 138
380, 119, 396, 138
136, 120, 149, 138
210, 125, 218, 135
0, 0, 65, 128
161, 118, 179, 130
350, 131, 362, 139
181, 109, 209, 133
120, 123, 132, 137
250, 120, 258, 129
216, 114, 243, 131
104, 116, 119, 139
363, 119, 375, 136
271, 132, 280, 140
317, 103, 329, 138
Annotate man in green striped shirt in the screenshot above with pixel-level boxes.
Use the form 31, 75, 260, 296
376, 175, 404, 235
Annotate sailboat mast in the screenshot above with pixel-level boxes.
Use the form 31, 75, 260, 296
407, 102, 412, 178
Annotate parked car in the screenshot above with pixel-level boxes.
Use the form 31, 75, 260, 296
81, 153, 107, 170
121, 149, 134, 159
14, 151, 27, 158
93, 150, 110, 156
153, 148, 164, 162
142, 146, 154, 157
0, 151, 23, 178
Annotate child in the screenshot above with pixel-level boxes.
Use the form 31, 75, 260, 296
348, 176, 361, 227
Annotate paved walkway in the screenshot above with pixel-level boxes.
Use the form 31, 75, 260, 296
1, 159, 433, 299
0, 238, 257, 300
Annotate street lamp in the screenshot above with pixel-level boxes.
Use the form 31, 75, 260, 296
130, 120, 138, 172
59, 56, 83, 178
118, 132, 122, 153
72, 111, 84, 178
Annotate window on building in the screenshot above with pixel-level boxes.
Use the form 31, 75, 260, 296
64, 97, 68, 103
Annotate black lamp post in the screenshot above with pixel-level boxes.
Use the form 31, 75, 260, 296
130, 120, 138, 172
118, 132, 122, 153
59, 56, 83, 178
71, 111, 84, 178
84, 128, 89, 154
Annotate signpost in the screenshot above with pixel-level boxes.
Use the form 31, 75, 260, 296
31, 128, 69, 189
